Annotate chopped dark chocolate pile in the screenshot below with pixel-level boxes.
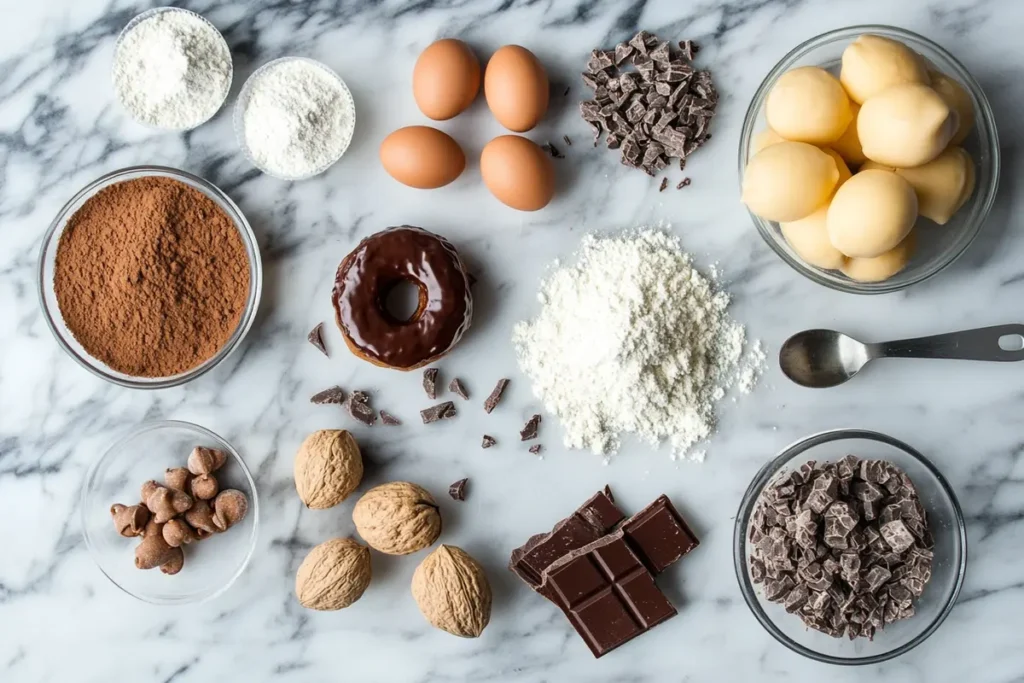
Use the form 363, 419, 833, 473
347, 394, 376, 425
520, 414, 542, 441
748, 455, 934, 640
484, 379, 510, 414
449, 378, 469, 400
310, 386, 345, 405
482, 435, 497, 449
422, 368, 439, 400
421, 401, 457, 424
448, 478, 468, 501
580, 30, 718, 177
307, 322, 328, 356
529, 444, 542, 455
380, 410, 401, 425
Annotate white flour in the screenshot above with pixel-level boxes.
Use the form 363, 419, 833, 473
513, 229, 764, 459
242, 59, 354, 179
113, 10, 231, 130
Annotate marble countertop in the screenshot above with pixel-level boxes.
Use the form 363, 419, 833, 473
2, 0, 1024, 680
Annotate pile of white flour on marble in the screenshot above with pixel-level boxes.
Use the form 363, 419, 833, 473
513, 229, 764, 459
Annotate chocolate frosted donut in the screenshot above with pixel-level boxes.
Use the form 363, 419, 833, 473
332, 226, 473, 370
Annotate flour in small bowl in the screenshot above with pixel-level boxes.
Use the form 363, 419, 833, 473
513, 229, 764, 459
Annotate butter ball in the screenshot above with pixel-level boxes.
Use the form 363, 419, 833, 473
930, 71, 975, 145
766, 67, 853, 144
831, 101, 867, 166
827, 169, 917, 258
858, 83, 957, 167
751, 128, 785, 155
893, 146, 973, 224
842, 231, 917, 282
781, 206, 848, 270
840, 34, 929, 104
742, 142, 840, 223
822, 148, 852, 187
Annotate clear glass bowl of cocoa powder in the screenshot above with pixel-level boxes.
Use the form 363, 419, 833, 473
38, 166, 262, 388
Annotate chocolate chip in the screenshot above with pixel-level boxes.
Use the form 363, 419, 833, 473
481, 434, 496, 449
659, 178, 668, 192
380, 410, 401, 425
484, 379, 509, 414
529, 444, 542, 455
448, 478, 468, 501
421, 401, 456, 424
422, 368, 439, 400
310, 386, 345, 405
449, 378, 469, 400
307, 323, 327, 356
520, 414, 542, 441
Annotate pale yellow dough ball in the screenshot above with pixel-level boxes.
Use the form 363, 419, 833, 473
781, 205, 848, 270
831, 101, 867, 166
858, 83, 958, 167
840, 34, 929, 104
742, 142, 840, 223
827, 169, 917, 258
842, 231, 917, 282
822, 148, 852, 186
751, 128, 785, 155
930, 71, 975, 145
766, 67, 853, 144
893, 146, 973, 224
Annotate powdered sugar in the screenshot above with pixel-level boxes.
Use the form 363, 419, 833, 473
512, 229, 763, 459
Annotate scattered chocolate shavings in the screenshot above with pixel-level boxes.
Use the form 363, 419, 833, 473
676, 177, 691, 189
529, 444, 542, 455
380, 410, 401, 425
482, 435, 497, 449
421, 401, 457, 424
563, 135, 572, 147
449, 378, 469, 400
484, 379, 509, 414
310, 386, 345, 405
520, 414, 542, 441
542, 142, 565, 159
348, 397, 376, 425
659, 178, 668, 192
448, 478, 468, 501
307, 323, 327, 356
423, 368, 439, 400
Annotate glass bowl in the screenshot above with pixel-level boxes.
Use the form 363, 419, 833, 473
37, 166, 263, 389
739, 25, 1000, 294
733, 429, 967, 665
113, 7, 233, 131
81, 421, 259, 605
234, 56, 356, 181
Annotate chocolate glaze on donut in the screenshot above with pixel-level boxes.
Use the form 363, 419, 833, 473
332, 226, 473, 370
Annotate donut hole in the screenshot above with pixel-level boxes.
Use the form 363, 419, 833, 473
381, 279, 424, 324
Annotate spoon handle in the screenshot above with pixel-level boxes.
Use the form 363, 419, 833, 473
873, 324, 1024, 362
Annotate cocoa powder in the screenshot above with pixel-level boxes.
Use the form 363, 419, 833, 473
54, 176, 251, 378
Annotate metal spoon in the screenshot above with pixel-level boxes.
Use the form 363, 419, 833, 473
780, 324, 1024, 388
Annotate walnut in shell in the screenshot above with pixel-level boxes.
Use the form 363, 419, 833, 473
411, 545, 492, 638
352, 482, 441, 555
295, 538, 372, 610
294, 430, 364, 509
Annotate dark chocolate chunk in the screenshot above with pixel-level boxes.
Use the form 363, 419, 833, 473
310, 386, 345, 405
529, 444, 542, 455
563, 134, 572, 146
307, 323, 328, 356
563, 85, 571, 97
614, 42, 634, 65
520, 414, 542, 441
542, 142, 565, 159
422, 368, 439, 400
484, 379, 509, 414
659, 178, 668, 192
449, 378, 469, 400
481, 434, 497, 449
350, 390, 369, 404
380, 410, 401, 425
448, 478, 468, 501
619, 494, 699, 574
348, 397, 376, 426
676, 177, 691, 190
420, 401, 456, 424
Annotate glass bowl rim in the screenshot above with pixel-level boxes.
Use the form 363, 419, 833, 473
79, 419, 260, 605
732, 427, 968, 665
738, 23, 1001, 294
233, 55, 357, 181
36, 165, 263, 390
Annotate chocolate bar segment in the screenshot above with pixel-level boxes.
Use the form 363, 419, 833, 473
620, 494, 699, 574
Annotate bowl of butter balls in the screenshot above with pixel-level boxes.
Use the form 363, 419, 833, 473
739, 25, 999, 293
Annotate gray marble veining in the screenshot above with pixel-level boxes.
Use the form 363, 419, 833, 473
2, 0, 1024, 681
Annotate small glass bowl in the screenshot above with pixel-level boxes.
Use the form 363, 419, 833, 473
113, 7, 233, 131
739, 25, 1000, 294
81, 421, 259, 605
234, 56, 356, 181
733, 429, 967, 665
37, 166, 263, 389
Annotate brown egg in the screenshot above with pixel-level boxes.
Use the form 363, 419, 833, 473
484, 45, 549, 132
380, 126, 466, 189
413, 39, 481, 121
480, 135, 555, 211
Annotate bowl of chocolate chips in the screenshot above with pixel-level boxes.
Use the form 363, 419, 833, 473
733, 429, 966, 665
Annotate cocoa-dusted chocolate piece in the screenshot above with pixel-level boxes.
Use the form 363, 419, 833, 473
520, 414, 542, 441
484, 379, 509, 414
380, 410, 401, 425
310, 386, 345, 405
422, 368, 439, 400
420, 401, 457, 424
449, 378, 469, 400
481, 435, 497, 449
448, 478, 468, 501
307, 323, 328, 356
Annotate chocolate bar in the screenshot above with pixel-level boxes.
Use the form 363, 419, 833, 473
621, 495, 699, 574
